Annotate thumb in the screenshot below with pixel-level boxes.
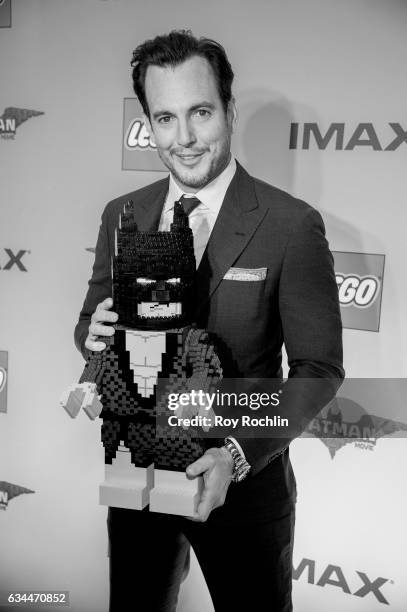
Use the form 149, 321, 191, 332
187, 454, 211, 478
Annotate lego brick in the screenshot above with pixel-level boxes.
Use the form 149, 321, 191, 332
100, 459, 154, 510
149, 469, 203, 517
60, 386, 85, 419
99, 483, 150, 510
82, 389, 103, 420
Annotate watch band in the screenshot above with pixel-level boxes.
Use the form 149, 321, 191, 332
223, 438, 251, 482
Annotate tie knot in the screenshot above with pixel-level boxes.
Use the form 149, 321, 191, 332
179, 195, 201, 216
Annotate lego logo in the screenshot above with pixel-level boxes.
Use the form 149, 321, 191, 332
0, 367, 6, 393
336, 274, 379, 308
126, 119, 156, 150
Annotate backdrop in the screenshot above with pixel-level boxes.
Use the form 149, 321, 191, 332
1, 1, 406, 611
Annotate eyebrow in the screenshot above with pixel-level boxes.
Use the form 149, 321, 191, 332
152, 101, 216, 120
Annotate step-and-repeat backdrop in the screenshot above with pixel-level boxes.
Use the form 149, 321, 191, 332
1, 1, 406, 611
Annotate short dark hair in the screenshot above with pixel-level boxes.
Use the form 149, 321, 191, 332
131, 29, 234, 119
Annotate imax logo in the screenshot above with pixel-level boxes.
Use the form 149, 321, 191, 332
0, 249, 29, 271
289, 122, 407, 150
293, 558, 391, 604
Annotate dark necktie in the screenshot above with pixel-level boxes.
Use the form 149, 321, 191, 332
179, 194, 201, 216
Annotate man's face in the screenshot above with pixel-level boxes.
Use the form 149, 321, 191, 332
144, 55, 236, 192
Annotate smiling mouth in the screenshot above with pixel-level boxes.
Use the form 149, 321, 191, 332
175, 152, 205, 163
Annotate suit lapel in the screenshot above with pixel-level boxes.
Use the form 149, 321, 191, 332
195, 162, 268, 314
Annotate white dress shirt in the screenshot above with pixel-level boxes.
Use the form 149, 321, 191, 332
158, 156, 237, 267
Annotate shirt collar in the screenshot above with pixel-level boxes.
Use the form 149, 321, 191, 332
164, 156, 237, 213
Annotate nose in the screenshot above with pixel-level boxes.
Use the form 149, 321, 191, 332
176, 118, 196, 147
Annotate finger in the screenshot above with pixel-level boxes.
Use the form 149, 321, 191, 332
98, 297, 114, 310
186, 454, 213, 478
85, 337, 107, 352
92, 307, 118, 325
194, 488, 216, 522
89, 322, 115, 337
94, 310, 118, 324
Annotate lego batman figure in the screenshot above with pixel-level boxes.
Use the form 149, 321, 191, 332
61, 200, 222, 516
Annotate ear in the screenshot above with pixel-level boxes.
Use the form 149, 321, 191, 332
142, 112, 156, 146
227, 97, 237, 131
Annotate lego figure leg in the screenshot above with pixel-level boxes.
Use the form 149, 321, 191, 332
99, 441, 154, 510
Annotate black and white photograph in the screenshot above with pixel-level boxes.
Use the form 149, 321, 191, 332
1, 1, 406, 611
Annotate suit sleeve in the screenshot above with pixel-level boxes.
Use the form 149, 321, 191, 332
231, 207, 344, 475
74, 206, 113, 359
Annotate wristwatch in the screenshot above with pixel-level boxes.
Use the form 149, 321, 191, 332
223, 438, 251, 482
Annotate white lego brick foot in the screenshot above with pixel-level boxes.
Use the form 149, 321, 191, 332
99, 482, 150, 510
99, 456, 154, 510
149, 470, 203, 517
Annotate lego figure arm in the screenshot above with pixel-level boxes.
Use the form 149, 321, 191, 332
60, 338, 112, 420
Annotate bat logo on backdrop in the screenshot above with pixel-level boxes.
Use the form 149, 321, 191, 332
0, 249, 29, 271
122, 98, 166, 172
289, 122, 407, 151
293, 558, 392, 605
305, 394, 407, 459
0, 107, 44, 139
333, 252, 385, 332
0, 482, 35, 510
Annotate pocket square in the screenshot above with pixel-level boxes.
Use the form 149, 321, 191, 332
223, 267, 267, 281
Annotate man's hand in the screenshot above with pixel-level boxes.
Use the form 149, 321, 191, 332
186, 447, 234, 522
85, 297, 118, 351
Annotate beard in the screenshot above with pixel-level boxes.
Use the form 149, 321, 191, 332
157, 142, 231, 191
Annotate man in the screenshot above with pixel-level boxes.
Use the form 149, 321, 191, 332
74, 30, 344, 612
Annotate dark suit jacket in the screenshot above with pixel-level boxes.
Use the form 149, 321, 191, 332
74, 161, 344, 521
